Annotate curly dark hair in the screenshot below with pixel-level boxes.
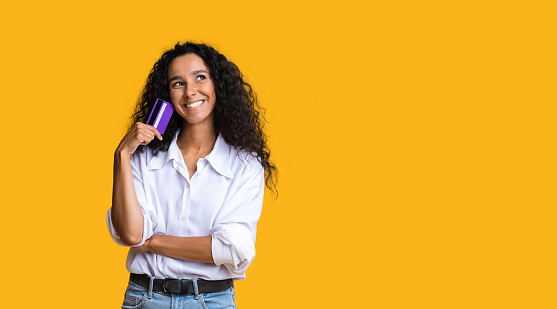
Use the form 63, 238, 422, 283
130, 42, 277, 194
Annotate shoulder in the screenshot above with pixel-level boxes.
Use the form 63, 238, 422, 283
225, 147, 265, 194
218, 140, 263, 180
229, 148, 263, 177
129, 145, 170, 171
211, 134, 262, 179
131, 130, 179, 170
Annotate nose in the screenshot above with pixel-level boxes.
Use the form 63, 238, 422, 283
186, 83, 197, 97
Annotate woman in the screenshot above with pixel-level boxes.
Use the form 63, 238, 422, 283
106, 42, 277, 309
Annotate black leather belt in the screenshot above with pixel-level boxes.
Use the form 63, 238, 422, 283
130, 273, 233, 294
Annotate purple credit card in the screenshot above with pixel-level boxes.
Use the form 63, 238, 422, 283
146, 98, 174, 134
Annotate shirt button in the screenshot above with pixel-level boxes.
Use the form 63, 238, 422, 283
181, 215, 187, 221
177, 275, 182, 279
186, 183, 190, 188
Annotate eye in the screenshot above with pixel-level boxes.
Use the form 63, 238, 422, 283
195, 75, 207, 81
172, 81, 184, 87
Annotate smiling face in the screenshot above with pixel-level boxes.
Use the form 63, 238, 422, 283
167, 53, 216, 127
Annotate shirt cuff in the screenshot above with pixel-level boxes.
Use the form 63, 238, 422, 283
210, 225, 255, 276
211, 234, 235, 266
106, 206, 155, 247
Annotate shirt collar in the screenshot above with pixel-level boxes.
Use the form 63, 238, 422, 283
147, 131, 234, 179
205, 134, 234, 179
147, 130, 183, 170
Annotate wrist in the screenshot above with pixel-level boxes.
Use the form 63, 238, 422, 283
114, 148, 132, 162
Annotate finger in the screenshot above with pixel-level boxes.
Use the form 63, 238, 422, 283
153, 128, 163, 141
138, 133, 155, 145
145, 125, 163, 141
132, 122, 145, 132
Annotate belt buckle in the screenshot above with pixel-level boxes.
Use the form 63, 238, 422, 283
162, 278, 170, 293
162, 278, 188, 294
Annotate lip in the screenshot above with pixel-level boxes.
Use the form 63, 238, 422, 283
184, 99, 205, 109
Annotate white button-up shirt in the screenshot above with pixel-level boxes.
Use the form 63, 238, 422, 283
106, 131, 264, 280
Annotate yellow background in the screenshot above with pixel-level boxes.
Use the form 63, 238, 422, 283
1, 0, 556, 308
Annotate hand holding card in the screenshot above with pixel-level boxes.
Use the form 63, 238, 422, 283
146, 98, 174, 135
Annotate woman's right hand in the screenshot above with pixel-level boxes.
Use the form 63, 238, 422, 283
116, 122, 163, 157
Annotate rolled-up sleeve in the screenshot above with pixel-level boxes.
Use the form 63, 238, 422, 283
210, 164, 264, 276
106, 152, 158, 247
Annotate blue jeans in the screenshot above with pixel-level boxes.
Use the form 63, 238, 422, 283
121, 277, 236, 309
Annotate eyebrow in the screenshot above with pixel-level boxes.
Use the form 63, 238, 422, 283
191, 70, 208, 76
168, 75, 182, 82
168, 70, 209, 82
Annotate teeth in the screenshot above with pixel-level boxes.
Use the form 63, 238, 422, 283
186, 100, 203, 108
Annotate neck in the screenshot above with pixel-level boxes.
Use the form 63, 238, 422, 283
177, 121, 217, 154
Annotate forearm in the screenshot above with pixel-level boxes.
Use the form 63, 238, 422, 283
111, 151, 144, 245
144, 235, 214, 264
